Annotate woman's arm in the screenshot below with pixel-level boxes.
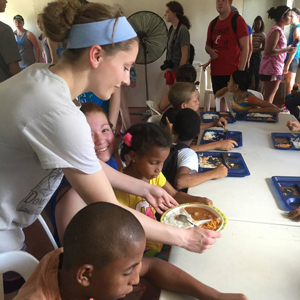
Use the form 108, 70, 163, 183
265, 30, 296, 56
284, 27, 300, 73
179, 44, 189, 66
62, 167, 221, 253
174, 165, 228, 190
27, 31, 40, 63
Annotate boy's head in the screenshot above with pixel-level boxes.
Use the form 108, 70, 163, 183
63, 202, 146, 300
168, 82, 199, 112
176, 64, 197, 83
173, 108, 200, 142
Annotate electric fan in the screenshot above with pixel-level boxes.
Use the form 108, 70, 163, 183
128, 11, 168, 100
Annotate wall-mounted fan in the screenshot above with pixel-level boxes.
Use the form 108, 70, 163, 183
128, 11, 168, 100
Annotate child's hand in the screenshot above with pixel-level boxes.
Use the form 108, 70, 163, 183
166, 117, 173, 135
216, 139, 238, 151
212, 164, 228, 178
196, 196, 213, 205
288, 208, 300, 221
287, 121, 300, 131
123, 283, 146, 300
214, 117, 227, 128
214, 89, 226, 99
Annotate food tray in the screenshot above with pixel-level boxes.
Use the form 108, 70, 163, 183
200, 111, 236, 123
200, 129, 242, 148
161, 203, 227, 232
271, 133, 300, 151
271, 176, 300, 210
235, 111, 278, 123
197, 151, 250, 177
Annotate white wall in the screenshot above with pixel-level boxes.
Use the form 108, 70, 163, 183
2, 0, 247, 107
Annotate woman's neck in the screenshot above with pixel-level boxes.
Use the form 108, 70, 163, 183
233, 90, 248, 102
171, 18, 179, 29
123, 164, 149, 183
276, 21, 285, 29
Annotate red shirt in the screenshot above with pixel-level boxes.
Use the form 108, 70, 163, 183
206, 11, 248, 76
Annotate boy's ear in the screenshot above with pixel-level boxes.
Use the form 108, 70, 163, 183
77, 265, 94, 287
181, 102, 186, 109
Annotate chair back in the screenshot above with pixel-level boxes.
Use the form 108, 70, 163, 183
248, 89, 264, 100
146, 101, 161, 116
0, 251, 38, 281
215, 91, 233, 112
38, 215, 58, 250
147, 115, 162, 125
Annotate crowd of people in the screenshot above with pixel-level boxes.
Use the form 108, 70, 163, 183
0, 0, 300, 299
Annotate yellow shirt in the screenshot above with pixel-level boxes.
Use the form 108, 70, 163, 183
114, 172, 166, 252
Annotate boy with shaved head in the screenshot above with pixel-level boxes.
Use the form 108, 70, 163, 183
13, 202, 247, 300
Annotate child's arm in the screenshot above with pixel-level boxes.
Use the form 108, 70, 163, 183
288, 208, 300, 221
214, 87, 228, 99
200, 117, 228, 130
174, 165, 227, 190
140, 257, 248, 300
191, 140, 237, 152
162, 180, 213, 205
247, 96, 280, 113
287, 121, 300, 131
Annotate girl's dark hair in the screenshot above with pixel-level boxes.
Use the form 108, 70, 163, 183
120, 123, 172, 162
232, 70, 251, 92
252, 15, 265, 32
166, 1, 191, 29
267, 6, 291, 22
42, 0, 138, 62
176, 64, 197, 83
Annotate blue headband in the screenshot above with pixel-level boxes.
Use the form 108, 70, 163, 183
67, 16, 137, 49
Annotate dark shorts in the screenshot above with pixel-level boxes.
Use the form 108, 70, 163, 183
211, 75, 231, 94
259, 74, 283, 82
288, 58, 300, 73
165, 70, 177, 85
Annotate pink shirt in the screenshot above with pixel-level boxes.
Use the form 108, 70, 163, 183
259, 25, 287, 76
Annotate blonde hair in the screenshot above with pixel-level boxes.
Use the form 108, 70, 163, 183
168, 82, 196, 111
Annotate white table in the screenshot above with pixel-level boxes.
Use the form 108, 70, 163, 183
190, 114, 300, 226
160, 221, 300, 300
160, 114, 300, 300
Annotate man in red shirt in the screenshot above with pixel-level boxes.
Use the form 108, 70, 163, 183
205, 0, 249, 109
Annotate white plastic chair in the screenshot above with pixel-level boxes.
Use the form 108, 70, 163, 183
147, 115, 162, 125
193, 62, 202, 91
146, 101, 161, 116
38, 215, 58, 250
202, 65, 214, 111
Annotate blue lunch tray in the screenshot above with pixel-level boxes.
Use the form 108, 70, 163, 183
235, 111, 278, 123
200, 111, 236, 123
197, 151, 250, 177
200, 130, 242, 148
271, 176, 300, 210
271, 132, 300, 151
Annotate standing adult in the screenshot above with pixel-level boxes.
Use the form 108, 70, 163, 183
13, 14, 40, 69
259, 6, 295, 103
284, 8, 300, 95
163, 1, 190, 88
249, 16, 266, 91
205, 0, 249, 110
0, 0, 220, 255
0, 0, 21, 82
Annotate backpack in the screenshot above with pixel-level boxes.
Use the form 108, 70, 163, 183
210, 13, 240, 46
188, 44, 195, 65
162, 143, 190, 191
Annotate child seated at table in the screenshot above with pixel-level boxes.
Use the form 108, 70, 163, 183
115, 123, 212, 257
161, 82, 238, 151
158, 64, 197, 113
163, 109, 227, 191
13, 202, 248, 300
215, 70, 280, 113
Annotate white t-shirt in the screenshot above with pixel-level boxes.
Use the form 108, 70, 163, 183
0, 64, 101, 252
177, 148, 198, 174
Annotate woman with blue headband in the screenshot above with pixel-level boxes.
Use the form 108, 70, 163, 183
0, 0, 220, 256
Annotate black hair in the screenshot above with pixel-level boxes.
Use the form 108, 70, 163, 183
292, 7, 300, 16
173, 108, 200, 141
176, 64, 196, 83
166, 1, 191, 29
267, 6, 291, 22
232, 70, 251, 91
120, 123, 172, 162
252, 15, 265, 32
63, 202, 145, 270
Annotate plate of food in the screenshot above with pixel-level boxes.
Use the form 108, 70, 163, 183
200, 111, 236, 123
200, 129, 242, 148
197, 151, 250, 177
235, 112, 278, 123
271, 176, 300, 210
161, 203, 227, 232
271, 133, 300, 151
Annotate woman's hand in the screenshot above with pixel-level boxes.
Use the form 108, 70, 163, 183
182, 227, 222, 253
287, 121, 300, 131
143, 185, 179, 214
288, 208, 300, 221
286, 44, 297, 54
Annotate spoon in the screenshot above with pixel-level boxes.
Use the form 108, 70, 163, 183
175, 214, 211, 227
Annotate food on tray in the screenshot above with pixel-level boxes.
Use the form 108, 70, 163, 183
226, 162, 241, 169
267, 117, 275, 122
203, 131, 218, 141
247, 113, 273, 118
280, 187, 300, 197
291, 138, 300, 149
202, 113, 219, 120
199, 155, 222, 168
276, 143, 292, 148
275, 137, 292, 148
200, 217, 221, 231
219, 112, 228, 115
183, 206, 216, 221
